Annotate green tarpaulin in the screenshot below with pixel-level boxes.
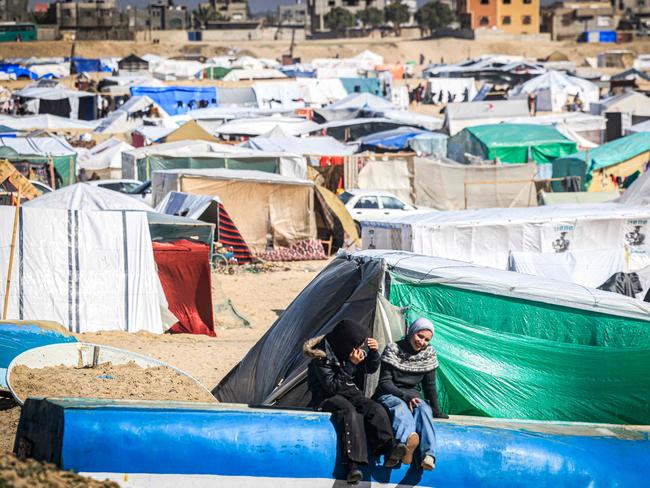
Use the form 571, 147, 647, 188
0, 146, 76, 186
448, 124, 577, 164
389, 274, 650, 425
203, 67, 233, 80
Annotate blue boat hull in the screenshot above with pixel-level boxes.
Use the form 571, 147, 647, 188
15, 398, 650, 487
0, 322, 76, 389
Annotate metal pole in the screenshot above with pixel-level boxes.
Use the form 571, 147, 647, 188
3, 190, 21, 320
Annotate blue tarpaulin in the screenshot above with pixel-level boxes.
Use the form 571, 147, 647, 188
130, 86, 219, 116
69, 58, 111, 74
0, 64, 36, 80
359, 127, 428, 150
340, 78, 383, 96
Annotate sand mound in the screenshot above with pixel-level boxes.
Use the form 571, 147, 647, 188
0, 454, 119, 488
11, 362, 216, 404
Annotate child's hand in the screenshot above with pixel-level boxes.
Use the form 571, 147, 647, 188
349, 348, 365, 365
366, 338, 379, 351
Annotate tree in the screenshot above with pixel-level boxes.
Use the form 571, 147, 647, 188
415, 1, 455, 36
356, 7, 385, 32
325, 6, 355, 34
384, 0, 410, 36
192, 5, 224, 29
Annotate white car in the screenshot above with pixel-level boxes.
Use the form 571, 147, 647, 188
339, 190, 431, 223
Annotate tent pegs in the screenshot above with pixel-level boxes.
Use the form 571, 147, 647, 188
2, 190, 20, 320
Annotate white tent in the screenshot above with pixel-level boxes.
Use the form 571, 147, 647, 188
296, 78, 348, 106
326, 92, 395, 111
94, 95, 170, 134
14, 86, 97, 120
24, 182, 151, 212
213, 116, 319, 137
361, 203, 650, 270
222, 69, 287, 82
0, 114, 98, 131
591, 91, 650, 118
428, 78, 477, 104
445, 99, 529, 136
77, 138, 135, 178
152, 60, 205, 80
0, 206, 165, 333
253, 81, 306, 110
242, 134, 355, 156
509, 70, 600, 112
28, 63, 70, 79
619, 170, 650, 206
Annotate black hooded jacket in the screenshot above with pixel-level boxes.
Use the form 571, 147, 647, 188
304, 335, 380, 408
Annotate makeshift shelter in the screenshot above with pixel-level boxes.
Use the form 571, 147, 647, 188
0, 114, 98, 132
590, 91, 650, 125
360, 203, 650, 270
213, 116, 319, 137
509, 71, 600, 112
0, 136, 77, 186
314, 118, 424, 142
447, 124, 577, 166
340, 78, 383, 96
414, 158, 537, 210
620, 169, 650, 206
151, 60, 205, 81
94, 95, 170, 135
222, 69, 287, 82
151, 168, 316, 251
216, 87, 258, 108
427, 78, 477, 104
161, 120, 219, 144
77, 138, 135, 179
325, 93, 394, 112
156, 191, 254, 264
253, 81, 307, 110
0, 206, 165, 334
118, 54, 150, 75
214, 250, 650, 426
358, 128, 447, 156
152, 240, 215, 336
553, 132, 650, 191
130, 86, 218, 116
70, 58, 108, 74
242, 133, 355, 157
202, 66, 232, 80
445, 99, 529, 136
15, 86, 98, 120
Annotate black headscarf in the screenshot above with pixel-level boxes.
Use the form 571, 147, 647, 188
326, 319, 368, 363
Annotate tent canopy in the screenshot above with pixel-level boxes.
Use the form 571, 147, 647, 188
448, 124, 577, 164
509, 70, 600, 111
242, 134, 355, 156
130, 86, 218, 116
326, 92, 394, 111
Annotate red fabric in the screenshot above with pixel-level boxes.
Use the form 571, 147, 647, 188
153, 240, 215, 336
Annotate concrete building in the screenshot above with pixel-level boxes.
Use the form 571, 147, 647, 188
149, 0, 188, 30
0, 0, 29, 22
541, 0, 618, 41
458, 0, 540, 34
54, 0, 126, 38
308, 0, 386, 32
211, 0, 248, 21
278, 1, 309, 27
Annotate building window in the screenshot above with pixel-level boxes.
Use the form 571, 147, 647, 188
481, 0, 489, 4
638, 0, 646, 6
522, 15, 532, 24
479, 16, 489, 25
503, 0, 511, 4
502, 15, 511, 24
523, 0, 532, 3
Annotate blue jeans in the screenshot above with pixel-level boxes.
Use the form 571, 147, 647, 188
376, 394, 436, 458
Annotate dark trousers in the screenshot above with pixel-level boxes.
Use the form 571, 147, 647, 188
320, 394, 394, 465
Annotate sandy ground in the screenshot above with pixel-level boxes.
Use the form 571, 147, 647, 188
0, 259, 329, 456
1, 36, 650, 67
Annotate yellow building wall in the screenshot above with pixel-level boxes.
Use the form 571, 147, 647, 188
495, 0, 540, 34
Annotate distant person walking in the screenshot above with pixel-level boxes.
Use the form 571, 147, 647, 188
528, 92, 537, 116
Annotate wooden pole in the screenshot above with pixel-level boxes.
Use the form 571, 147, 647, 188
3, 190, 21, 320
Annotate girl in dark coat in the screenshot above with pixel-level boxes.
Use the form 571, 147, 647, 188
374, 317, 448, 470
304, 319, 406, 484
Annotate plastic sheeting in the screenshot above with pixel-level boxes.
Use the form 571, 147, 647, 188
361, 203, 650, 270
253, 82, 306, 110
413, 158, 537, 210
130, 86, 218, 116
448, 124, 577, 164
243, 134, 355, 156
509, 70, 600, 112
0, 136, 77, 186
427, 78, 477, 104
214, 116, 319, 137
507, 249, 629, 289
389, 271, 650, 424
445, 99, 529, 136
153, 240, 215, 336
340, 78, 383, 96
0, 207, 164, 334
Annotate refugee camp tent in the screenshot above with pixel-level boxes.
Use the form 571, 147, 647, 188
591, 91, 650, 123
214, 250, 650, 425
121, 140, 301, 181
553, 132, 650, 191
151, 60, 205, 81
313, 118, 425, 142
0, 136, 77, 186
505, 112, 606, 146
627, 118, 650, 134
507, 249, 639, 290
360, 203, 650, 270
427, 78, 477, 104
620, 168, 650, 206
130, 86, 218, 116
540, 191, 619, 205
27, 63, 69, 79
222, 69, 286, 82
118, 54, 150, 75
295, 79, 348, 106
15, 86, 98, 120
242, 133, 355, 157
0, 206, 165, 334
0, 114, 98, 132
70, 58, 108, 74
372, 109, 444, 132
445, 99, 529, 136
156, 191, 254, 264
359, 128, 447, 156
447, 124, 577, 166
77, 138, 135, 179
213, 116, 319, 137
161, 120, 220, 143
151, 168, 316, 251
509, 70, 600, 112
253, 81, 307, 110
94, 95, 170, 134
339, 78, 383, 96
413, 159, 537, 210
325, 93, 394, 112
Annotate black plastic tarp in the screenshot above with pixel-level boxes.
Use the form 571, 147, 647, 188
213, 255, 384, 406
